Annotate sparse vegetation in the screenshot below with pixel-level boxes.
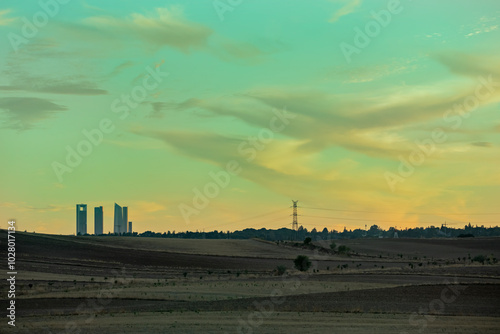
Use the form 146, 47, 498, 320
275, 265, 287, 276
294, 255, 311, 272
5, 229, 499, 333
472, 255, 486, 264
338, 245, 350, 254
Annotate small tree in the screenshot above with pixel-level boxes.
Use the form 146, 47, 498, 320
304, 237, 312, 245
472, 255, 486, 264
294, 255, 311, 272
338, 245, 350, 254
275, 265, 287, 276
330, 242, 337, 250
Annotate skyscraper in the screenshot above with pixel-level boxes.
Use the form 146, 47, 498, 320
128, 221, 132, 233
113, 203, 129, 235
122, 207, 128, 234
94, 206, 103, 235
76, 204, 87, 235
114, 203, 123, 234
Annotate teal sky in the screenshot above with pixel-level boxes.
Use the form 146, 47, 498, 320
1, 0, 499, 235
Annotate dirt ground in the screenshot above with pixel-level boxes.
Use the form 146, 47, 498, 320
15, 313, 500, 334
1, 230, 499, 333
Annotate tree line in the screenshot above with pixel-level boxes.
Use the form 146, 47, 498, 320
97, 223, 500, 240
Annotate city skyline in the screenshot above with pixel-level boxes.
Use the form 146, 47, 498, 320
1, 0, 499, 235
74, 203, 132, 235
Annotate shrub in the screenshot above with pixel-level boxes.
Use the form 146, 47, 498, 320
294, 255, 311, 272
275, 265, 287, 276
304, 237, 312, 245
472, 255, 486, 264
330, 242, 336, 250
338, 245, 350, 254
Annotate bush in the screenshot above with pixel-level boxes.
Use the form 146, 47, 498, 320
338, 245, 350, 254
472, 255, 486, 264
304, 237, 312, 245
330, 242, 336, 250
294, 255, 311, 272
275, 265, 287, 276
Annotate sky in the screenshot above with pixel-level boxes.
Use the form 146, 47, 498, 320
1, 0, 499, 235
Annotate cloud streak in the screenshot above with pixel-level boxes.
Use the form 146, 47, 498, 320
0, 97, 67, 131
329, 0, 362, 23
0, 9, 16, 26
82, 7, 212, 52
53, 6, 264, 63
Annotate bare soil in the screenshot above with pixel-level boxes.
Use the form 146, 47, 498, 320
1, 230, 499, 333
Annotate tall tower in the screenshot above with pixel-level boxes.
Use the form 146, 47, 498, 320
94, 206, 103, 235
76, 204, 87, 235
114, 203, 122, 234
292, 200, 298, 230
128, 221, 132, 233
122, 207, 128, 234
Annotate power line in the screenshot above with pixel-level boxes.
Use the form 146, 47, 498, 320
302, 206, 500, 216
301, 214, 498, 225
302, 214, 411, 223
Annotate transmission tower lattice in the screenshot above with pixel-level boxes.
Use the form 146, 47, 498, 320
292, 200, 298, 231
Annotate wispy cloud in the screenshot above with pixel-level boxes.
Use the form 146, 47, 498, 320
1, 41, 109, 96
108, 61, 135, 78
81, 7, 212, 52
329, 0, 362, 23
463, 16, 499, 38
0, 81, 107, 95
471, 141, 493, 148
322, 58, 419, 83
433, 52, 500, 77
0, 9, 16, 26
0, 97, 67, 131
154, 53, 500, 165
53, 6, 264, 63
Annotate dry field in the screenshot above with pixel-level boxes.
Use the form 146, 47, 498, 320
1, 230, 499, 333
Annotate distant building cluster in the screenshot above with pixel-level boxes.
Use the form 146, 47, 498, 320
76, 203, 132, 235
